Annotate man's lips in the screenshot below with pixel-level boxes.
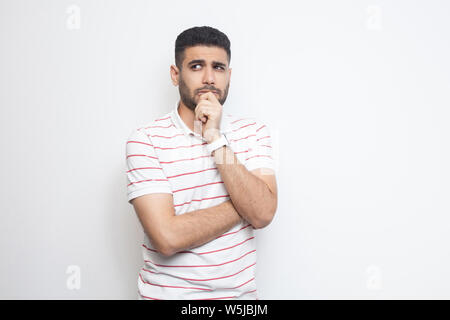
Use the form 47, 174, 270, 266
198, 90, 218, 95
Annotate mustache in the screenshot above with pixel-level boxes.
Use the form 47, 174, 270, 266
197, 87, 220, 94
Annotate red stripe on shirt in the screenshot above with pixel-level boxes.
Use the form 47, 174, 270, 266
126, 140, 153, 147
139, 273, 212, 291
231, 118, 250, 124
138, 291, 162, 300
192, 295, 236, 300
234, 149, 250, 154
172, 181, 224, 193
142, 244, 158, 253
126, 154, 158, 160
127, 178, 168, 187
155, 116, 171, 121
245, 154, 272, 161
227, 277, 255, 290
256, 135, 270, 141
141, 261, 256, 282
144, 249, 256, 268
148, 133, 185, 139
230, 134, 256, 142
167, 167, 217, 179
146, 124, 175, 129
232, 122, 256, 132
126, 167, 162, 173
154, 142, 207, 150
138, 287, 256, 300
192, 289, 257, 300
217, 224, 252, 238
178, 236, 255, 255
174, 194, 230, 207
142, 236, 254, 256
160, 154, 212, 164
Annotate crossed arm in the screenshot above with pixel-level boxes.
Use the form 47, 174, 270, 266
212, 144, 277, 229
131, 145, 278, 257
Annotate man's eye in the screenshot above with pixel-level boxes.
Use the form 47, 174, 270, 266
191, 65, 224, 70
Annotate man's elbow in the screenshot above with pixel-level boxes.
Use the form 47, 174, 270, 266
157, 243, 176, 257
251, 203, 277, 230
150, 239, 174, 257
251, 194, 277, 229
151, 228, 177, 257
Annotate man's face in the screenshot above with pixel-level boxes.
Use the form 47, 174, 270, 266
176, 46, 231, 111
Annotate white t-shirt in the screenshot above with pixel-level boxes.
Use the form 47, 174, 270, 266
125, 100, 275, 300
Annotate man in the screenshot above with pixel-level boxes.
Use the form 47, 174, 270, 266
125, 26, 278, 300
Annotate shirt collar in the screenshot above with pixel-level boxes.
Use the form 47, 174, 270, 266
171, 100, 232, 139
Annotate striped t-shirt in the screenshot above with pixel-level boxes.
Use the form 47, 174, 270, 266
125, 100, 275, 300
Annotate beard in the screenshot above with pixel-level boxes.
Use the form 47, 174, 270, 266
178, 74, 230, 111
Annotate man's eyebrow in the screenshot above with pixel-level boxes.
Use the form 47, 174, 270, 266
187, 59, 227, 67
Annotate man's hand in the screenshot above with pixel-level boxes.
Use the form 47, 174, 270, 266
194, 92, 222, 144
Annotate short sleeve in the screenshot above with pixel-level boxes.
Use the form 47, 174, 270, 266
125, 128, 172, 204
244, 120, 275, 172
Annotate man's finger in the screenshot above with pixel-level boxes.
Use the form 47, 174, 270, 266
199, 91, 219, 102
195, 105, 211, 123
195, 100, 212, 109
194, 101, 211, 118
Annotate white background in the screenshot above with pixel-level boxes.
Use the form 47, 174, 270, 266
1, 0, 449, 299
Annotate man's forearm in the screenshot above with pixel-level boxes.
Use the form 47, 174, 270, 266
213, 145, 276, 229
166, 200, 243, 256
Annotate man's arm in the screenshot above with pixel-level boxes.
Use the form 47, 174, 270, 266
132, 194, 243, 257
212, 145, 278, 229
193, 92, 277, 230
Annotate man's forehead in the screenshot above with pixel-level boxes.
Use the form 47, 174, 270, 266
184, 46, 228, 64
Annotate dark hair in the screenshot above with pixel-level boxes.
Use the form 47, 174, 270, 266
175, 26, 231, 70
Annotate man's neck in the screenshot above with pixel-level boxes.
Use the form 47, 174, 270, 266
177, 100, 196, 132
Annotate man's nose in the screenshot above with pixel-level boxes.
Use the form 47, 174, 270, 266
202, 66, 215, 84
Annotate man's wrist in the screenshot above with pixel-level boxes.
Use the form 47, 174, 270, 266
206, 132, 230, 157
212, 144, 226, 157
206, 132, 221, 144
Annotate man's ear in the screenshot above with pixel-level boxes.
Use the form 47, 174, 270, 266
228, 67, 232, 79
170, 64, 180, 86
